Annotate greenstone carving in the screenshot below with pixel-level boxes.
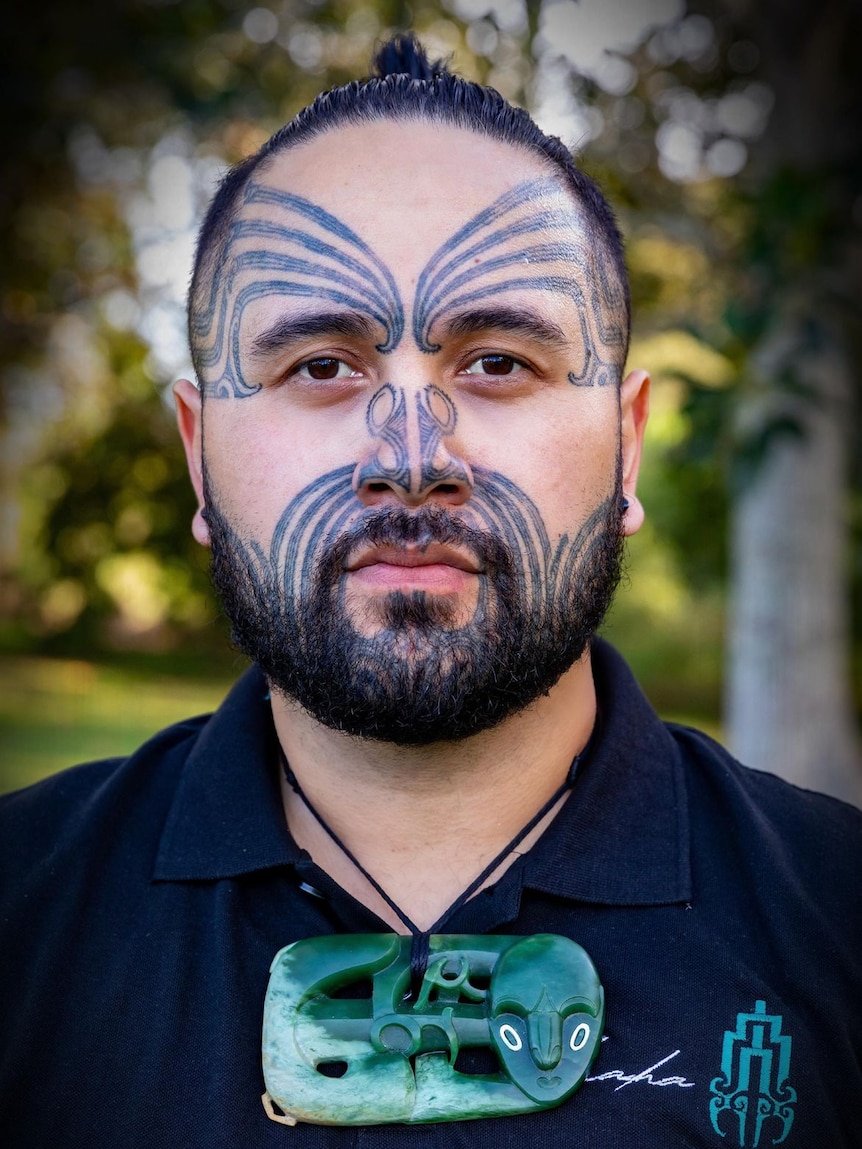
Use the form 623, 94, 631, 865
261, 932, 604, 1125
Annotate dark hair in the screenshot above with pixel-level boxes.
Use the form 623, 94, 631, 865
188, 32, 630, 382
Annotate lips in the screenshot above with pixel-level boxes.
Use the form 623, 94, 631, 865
346, 543, 482, 575
345, 544, 482, 593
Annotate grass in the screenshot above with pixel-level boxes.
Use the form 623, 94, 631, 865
0, 655, 236, 795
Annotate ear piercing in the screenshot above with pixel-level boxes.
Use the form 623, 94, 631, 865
620, 496, 631, 512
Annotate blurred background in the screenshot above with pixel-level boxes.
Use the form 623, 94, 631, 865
0, 0, 860, 802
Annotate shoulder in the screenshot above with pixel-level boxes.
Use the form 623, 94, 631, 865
0, 664, 270, 895
668, 722, 862, 903
593, 636, 862, 852
670, 721, 862, 830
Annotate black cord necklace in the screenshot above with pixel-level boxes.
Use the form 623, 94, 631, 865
280, 747, 584, 992
263, 739, 605, 1128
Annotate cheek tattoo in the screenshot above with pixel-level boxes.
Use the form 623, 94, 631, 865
195, 178, 627, 397
205, 373, 624, 743
207, 456, 622, 742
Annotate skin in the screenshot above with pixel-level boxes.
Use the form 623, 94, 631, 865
175, 119, 650, 930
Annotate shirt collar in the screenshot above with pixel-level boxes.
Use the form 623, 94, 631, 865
153, 666, 300, 880
523, 640, 691, 905
153, 641, 691, 906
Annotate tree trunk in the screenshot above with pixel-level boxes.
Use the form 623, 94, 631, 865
726, 316, 862, 803
720, 0, 862, 803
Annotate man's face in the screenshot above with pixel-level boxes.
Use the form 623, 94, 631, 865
177, 120, 648, 743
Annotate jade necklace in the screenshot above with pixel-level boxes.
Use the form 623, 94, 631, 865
261, 749, 605, 1127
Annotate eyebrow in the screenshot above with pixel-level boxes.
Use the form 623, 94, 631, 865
435, 306, 570, 349
249, 311, 377, 358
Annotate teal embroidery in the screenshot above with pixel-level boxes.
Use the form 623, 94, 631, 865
709, 1000, 796, 1147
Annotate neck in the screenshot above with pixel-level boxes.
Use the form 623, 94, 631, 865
271, 650, 596, 932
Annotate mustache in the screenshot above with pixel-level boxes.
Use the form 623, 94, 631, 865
318, 504, 517, 582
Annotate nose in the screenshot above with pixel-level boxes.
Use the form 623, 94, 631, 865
527, 1008, 563, 1072
353, 383, 474, 508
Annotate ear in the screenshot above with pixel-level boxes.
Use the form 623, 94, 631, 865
173, 378, 211, 547
619, 368, 650, 538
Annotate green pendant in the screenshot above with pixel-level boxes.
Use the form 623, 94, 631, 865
261, 933, 604, 1126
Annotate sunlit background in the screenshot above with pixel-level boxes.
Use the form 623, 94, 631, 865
1, 0, 859, 801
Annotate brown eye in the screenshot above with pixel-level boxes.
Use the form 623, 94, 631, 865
463, 354, 523, 377
306, 358, 341, 379
296, 357, 357, 382
482, 355, 516, 374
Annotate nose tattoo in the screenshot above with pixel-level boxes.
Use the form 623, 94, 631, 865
357, 383, 470, 495
363, 383, 411, 491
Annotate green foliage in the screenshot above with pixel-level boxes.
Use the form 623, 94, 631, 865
8, 327, 221, 653
649, 377, 731, 588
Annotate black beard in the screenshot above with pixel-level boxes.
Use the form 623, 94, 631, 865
205, 465, 624, 745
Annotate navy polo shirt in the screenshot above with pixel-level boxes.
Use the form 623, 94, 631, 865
1, 641, 860, 1147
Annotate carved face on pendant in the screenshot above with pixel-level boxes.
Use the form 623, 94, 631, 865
488, 933, 604, 1102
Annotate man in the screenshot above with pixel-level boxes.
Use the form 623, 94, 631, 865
1, 34, 860, 1149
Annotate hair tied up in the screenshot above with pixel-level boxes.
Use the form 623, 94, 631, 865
372, 31, 448, 81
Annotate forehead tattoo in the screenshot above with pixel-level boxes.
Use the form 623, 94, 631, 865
192, 181, 404, 398
194, 177, 627, 399
413, 177, 625, 386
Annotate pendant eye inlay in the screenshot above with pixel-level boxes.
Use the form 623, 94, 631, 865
570, 1022, 591, 1052
499, 1023, 523, 1051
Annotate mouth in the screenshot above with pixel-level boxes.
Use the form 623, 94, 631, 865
344, 544, 482, 594
347, 544, 482, 574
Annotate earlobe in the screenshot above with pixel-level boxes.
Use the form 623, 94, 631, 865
619, 369, 650, 538
191, 506, 211, 548
173, 377, 211, 548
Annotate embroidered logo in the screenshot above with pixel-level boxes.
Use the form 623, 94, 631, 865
709, 1000, 796, 1146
